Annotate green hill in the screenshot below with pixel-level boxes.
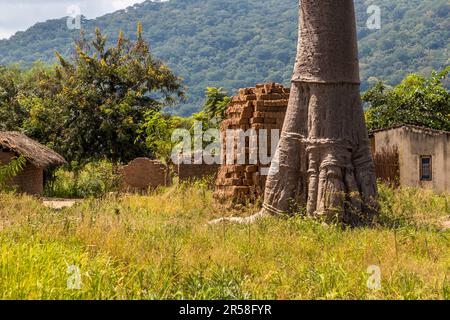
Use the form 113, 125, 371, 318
0, 0, 448, 115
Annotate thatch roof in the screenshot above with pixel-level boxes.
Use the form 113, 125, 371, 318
0, 131, 67, 168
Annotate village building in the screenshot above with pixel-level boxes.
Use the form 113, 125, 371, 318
370, 125, 450, 193
0, 131, 67, 196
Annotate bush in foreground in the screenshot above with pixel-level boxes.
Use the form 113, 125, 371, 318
45, 160, 122, 198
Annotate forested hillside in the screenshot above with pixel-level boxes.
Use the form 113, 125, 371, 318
0, 0, 448, 115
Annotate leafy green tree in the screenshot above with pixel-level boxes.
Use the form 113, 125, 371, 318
0, 65, 26, 130
363, 67, 450, 131
0, 63, 61, 144
18, 64, 65, 148
51, 25, 184, 164
202, 87, 230, 122
0, 25, 185, 164
138, 110, 192, 183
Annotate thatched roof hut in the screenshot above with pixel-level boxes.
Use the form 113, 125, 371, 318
0, 131, 66, 168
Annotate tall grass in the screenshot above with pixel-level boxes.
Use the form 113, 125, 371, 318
0, 183, 448, 300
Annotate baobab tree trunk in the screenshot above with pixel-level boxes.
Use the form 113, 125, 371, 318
262, 0, 378, 225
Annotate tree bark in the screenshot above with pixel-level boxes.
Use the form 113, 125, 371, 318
262, 0, 379, 225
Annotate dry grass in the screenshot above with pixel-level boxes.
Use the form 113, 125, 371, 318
0, 183, 449, 300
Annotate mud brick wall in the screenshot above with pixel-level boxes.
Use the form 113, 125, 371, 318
123, 158, 167, 191
0, 151, 13, 166
176, 163, 220, 182
215, 83, 289, 201
0, 151, 44, 196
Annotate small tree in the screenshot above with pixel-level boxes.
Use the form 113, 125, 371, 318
202, 87, 230, 123
138, 110, 192, 185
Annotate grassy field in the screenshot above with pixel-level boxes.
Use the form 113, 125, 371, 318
0, 183, 449, 300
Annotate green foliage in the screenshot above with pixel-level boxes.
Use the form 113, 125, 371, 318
53, 26, 184, 163
0, 65, 23, 131
0, 63, 53, 133
0, 25, 184, 164
0, 0, 448, 116
363, 67, 450, 131
202, 87, 230, 123
0, 155, 26, 191
377, 183, 450, 228
138, 110, 192, 164
138, 90, 226, 168
46, 160, 122, 198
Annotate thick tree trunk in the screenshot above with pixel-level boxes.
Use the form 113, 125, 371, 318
262, 0, 378, 225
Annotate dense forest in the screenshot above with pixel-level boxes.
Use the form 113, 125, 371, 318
0, 0, 448, 115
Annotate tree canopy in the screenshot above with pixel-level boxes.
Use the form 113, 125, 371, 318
0, 25, 184, 164
363, 67, 450, 132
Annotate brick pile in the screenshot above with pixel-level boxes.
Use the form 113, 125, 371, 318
215, 83, 290, 201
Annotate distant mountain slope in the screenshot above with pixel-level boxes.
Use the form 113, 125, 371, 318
0, 0, 448, 115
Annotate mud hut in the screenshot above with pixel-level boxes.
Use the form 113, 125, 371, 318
0, 131, 67, 195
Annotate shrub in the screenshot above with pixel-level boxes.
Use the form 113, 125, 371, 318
46, 160, 122, 198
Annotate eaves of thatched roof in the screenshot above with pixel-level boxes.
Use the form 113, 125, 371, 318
0, 131, 67, 168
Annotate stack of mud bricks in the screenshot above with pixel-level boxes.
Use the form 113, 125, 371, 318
215, 83, 289, 202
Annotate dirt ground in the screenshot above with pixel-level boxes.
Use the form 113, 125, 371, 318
42, 199, 78, 210
442, 219, 450, 231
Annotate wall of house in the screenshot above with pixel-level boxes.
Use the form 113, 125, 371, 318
0, 151, 44, 195
0, 151, 13, 165
373, 127, 450, 193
